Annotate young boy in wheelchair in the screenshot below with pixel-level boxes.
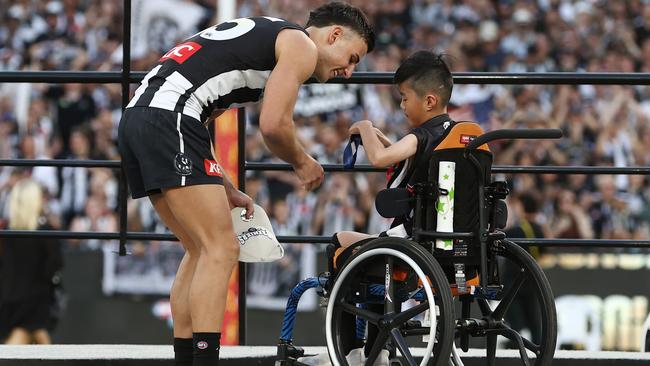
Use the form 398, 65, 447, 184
333, 49, 455, 256
310, 50, 455, 365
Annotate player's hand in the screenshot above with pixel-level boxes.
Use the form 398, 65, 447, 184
227, 189, 254, 219
293, 154, 324, 191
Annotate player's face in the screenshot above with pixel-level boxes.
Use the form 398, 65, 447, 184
398, 82, 427, 125
315, 27, 368, 82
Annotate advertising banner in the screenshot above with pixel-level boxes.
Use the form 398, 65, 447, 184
541, 251, 650, 352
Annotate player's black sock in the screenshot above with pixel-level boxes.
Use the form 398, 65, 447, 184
173, 338, 193, 366
192, 332, 221, 366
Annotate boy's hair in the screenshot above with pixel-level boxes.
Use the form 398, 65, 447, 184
394, 50, 453, 106
306, 2, 375, 53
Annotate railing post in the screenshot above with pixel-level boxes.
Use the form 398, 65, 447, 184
117, 0, 132, 256
237, 107, 247, 345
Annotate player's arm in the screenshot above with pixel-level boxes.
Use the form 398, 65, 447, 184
215, 157, 254, 218
351, 120, 417, 167
259, 30, 315, 166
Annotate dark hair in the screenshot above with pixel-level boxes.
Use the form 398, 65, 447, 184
394, 50, 453, 106
305, 2, 375, 53
518, 193, 539, 214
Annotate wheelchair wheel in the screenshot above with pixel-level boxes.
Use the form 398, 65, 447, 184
325, 238, 454, 366
475, 239, 557, 366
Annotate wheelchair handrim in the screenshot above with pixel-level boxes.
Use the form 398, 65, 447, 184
325, 247, 437, 366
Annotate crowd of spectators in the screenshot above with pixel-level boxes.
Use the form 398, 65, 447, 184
0, 0, 649, 277
240, 0, 650, 244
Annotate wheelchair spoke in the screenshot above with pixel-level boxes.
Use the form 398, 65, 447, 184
492, 269, 527, 320
390, 328, 417, 366
521, 336, 540, 354
490, 326, 531, 366
365, 330, 390, 366
486, 334, 497, 366
477, 298, 493, 316
392, 300, 430, 326
339, 301, 380, 325
406, 286, 424, 300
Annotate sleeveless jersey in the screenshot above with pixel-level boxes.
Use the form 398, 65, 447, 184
386, 114, 455, 190
386, 114, 455, 234
126, 17, 306, 123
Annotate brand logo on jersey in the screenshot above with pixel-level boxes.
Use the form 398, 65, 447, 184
459, 135, 476, 144
174, 153, 193, 176
204, 159, 223, 177
160, 41, 202, 64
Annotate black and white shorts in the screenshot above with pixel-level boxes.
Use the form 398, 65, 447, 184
118, 107, 224, 199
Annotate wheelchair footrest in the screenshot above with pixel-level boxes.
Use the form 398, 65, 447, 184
276, 340, 305, 365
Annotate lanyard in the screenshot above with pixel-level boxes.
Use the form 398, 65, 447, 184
343, 134, 363, 169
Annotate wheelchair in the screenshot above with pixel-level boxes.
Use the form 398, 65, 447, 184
275, 122, 562, 366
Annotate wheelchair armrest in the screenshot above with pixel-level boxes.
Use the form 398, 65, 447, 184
375, 188, 412, 218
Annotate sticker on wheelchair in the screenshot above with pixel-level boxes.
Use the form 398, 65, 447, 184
436, 161, 455, 250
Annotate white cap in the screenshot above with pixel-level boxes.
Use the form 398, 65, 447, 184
231, 203, 284, 263
575, 1, 593, 15
45, 1, 63, 14
479, 20, 499, 42
512, 8, 533, 24
8, 5, 25, 20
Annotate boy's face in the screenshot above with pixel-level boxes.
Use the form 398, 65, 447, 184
398, 82, 431, 125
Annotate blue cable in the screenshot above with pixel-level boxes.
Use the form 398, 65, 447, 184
279, 277, 327, 342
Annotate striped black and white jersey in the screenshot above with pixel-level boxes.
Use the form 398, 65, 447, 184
384, 114, 454, 237
126, 17, 306, 123
386, 114, 454, 190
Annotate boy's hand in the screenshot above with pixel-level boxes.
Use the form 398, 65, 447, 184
374, 128, 392, 147
349, 120, 373, 134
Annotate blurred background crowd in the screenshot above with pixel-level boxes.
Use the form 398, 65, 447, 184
1, 0, 650, 347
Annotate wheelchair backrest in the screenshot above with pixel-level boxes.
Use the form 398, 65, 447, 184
424, 122, 493, 234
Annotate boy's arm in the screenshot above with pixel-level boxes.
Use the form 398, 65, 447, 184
351, 120, 417, 167
374, 128, 392, 147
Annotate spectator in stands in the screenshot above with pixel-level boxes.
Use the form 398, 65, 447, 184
0, 178, 63, 344
68, 187, 117, 251
312, 172, 365, 236
549, 189, 594, 240
589, 175, 632, 239
58, 125, 92, 226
